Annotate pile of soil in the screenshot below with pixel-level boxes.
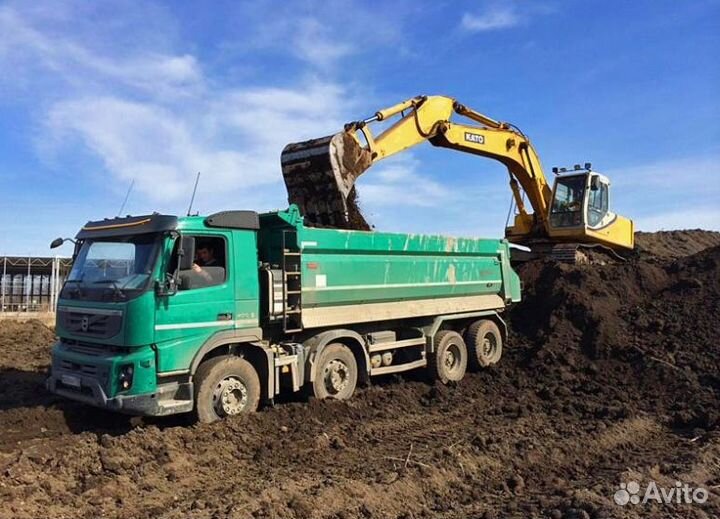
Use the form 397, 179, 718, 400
0, 320, 55, 372
0, 231, 718, 518
635, 229, 720, 258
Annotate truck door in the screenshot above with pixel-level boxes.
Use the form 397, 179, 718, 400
154, 233, 235, 373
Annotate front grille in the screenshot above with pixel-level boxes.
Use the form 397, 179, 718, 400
60, 360, 98, 376
58, 307, 123, 339
64, 341, 105, 356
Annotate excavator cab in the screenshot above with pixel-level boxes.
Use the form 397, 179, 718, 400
549, 172, 603, 228
547, 168, 633, 250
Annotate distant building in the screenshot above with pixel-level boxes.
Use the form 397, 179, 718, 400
0, 256, 72, 313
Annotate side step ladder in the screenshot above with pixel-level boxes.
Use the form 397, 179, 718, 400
282, 230, 303, 333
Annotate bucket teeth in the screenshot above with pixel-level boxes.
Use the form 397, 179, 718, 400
281, 132, 372, 230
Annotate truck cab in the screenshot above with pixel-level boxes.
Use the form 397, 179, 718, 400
47, 211, 262, 416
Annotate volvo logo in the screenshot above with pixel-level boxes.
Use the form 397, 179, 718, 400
80, 316, 90, 332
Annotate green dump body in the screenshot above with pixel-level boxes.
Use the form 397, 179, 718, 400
260, 206, 521, 329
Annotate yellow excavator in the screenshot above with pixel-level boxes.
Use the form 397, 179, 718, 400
280, 95, 634, 259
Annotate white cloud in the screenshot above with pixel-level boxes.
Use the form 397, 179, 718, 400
293, 18, 355, 68
461, 6, 521, 32
0, 5, 203, 98
45, 80, 351, 203
602, 155, 720, 232
634, 207, 720, 232
219, 2, 401, 69
608, 155, 720, 195
358, 155, 453, 208
0, 3, 358, 207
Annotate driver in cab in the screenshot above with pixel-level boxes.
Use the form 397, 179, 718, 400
191, 243, 223, 285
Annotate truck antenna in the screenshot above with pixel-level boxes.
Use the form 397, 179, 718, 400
117, 179, 135, 216
187, 172, 201, 216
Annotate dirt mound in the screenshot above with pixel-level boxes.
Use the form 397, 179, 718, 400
1, 237, 719, 518
0, 320, 55, 371
513, 245, 720, 428
635, 229, 720, 259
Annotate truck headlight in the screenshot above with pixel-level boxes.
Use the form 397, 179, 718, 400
118, 364, 134, 391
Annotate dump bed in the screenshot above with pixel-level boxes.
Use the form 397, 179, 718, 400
258, 206, 521, 329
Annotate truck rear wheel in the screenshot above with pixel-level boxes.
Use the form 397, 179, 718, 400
465, 319, 503, 369
428, 330, 468, 384
312, 343, 358, 400
194, 355, 260, 423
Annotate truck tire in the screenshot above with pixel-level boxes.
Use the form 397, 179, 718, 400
465, 319, 503, 369
312, 343, 358, 400
194, 355, 261, 423
428, 330, 468, 384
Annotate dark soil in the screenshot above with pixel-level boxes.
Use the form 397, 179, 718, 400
0, 230, 718, 519
635, 229, 720, 259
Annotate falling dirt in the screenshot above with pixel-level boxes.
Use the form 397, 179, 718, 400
1, 231, 719, 518
281, 132, 372, 231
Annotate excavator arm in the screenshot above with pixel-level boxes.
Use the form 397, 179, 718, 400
282, 95, 550, 233
281, 95, 634, 251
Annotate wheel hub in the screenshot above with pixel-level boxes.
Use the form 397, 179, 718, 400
324, 359, 349, 395
443, 344, 462, 373
213, 376, 248, 416
482, 334, 497, 357
444, 349, 457, 368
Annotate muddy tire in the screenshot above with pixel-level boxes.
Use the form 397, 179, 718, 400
465, 319, 503, 369
312, 343, 358, 400
428, 330, 468, 384
194, 355, 260, 423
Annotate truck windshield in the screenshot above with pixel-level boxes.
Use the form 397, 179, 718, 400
65, 234, 159, 298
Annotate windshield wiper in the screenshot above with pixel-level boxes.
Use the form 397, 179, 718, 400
65, 273, 86, 299
93, 279, 128, 300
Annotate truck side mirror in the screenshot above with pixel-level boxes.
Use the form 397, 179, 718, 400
50, 237, 65, 249
155, 274, 178, 297
178, 236, 195, 270
590, 175, 600, 191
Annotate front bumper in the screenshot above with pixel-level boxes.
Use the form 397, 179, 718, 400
47, 340, 193, 416
46, 372, 193, 416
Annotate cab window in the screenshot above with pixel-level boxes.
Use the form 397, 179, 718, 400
550, 175, 586, 228
169, 236, 227, 290
586, 181, 609, 227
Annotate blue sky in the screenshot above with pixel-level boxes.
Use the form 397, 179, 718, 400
1, 0, 718, 256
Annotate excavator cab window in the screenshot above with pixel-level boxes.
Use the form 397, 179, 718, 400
550, 175, 586, 228
586, 176, 609, 227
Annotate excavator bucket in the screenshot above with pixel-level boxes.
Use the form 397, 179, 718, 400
281, 132, 373, 230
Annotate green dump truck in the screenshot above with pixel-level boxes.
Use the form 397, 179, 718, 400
46, 205, 521, 422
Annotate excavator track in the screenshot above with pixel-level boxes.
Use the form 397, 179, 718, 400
510, 241, 630, 264
281, 132, 373, 230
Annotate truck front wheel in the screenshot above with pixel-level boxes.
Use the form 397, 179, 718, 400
312, 343, 358, 400
194, 355, 261, 423
428, 330, 468, 384
465, 319, 503, 369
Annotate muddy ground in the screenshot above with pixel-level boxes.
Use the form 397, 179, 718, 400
0, 230, 718, 519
